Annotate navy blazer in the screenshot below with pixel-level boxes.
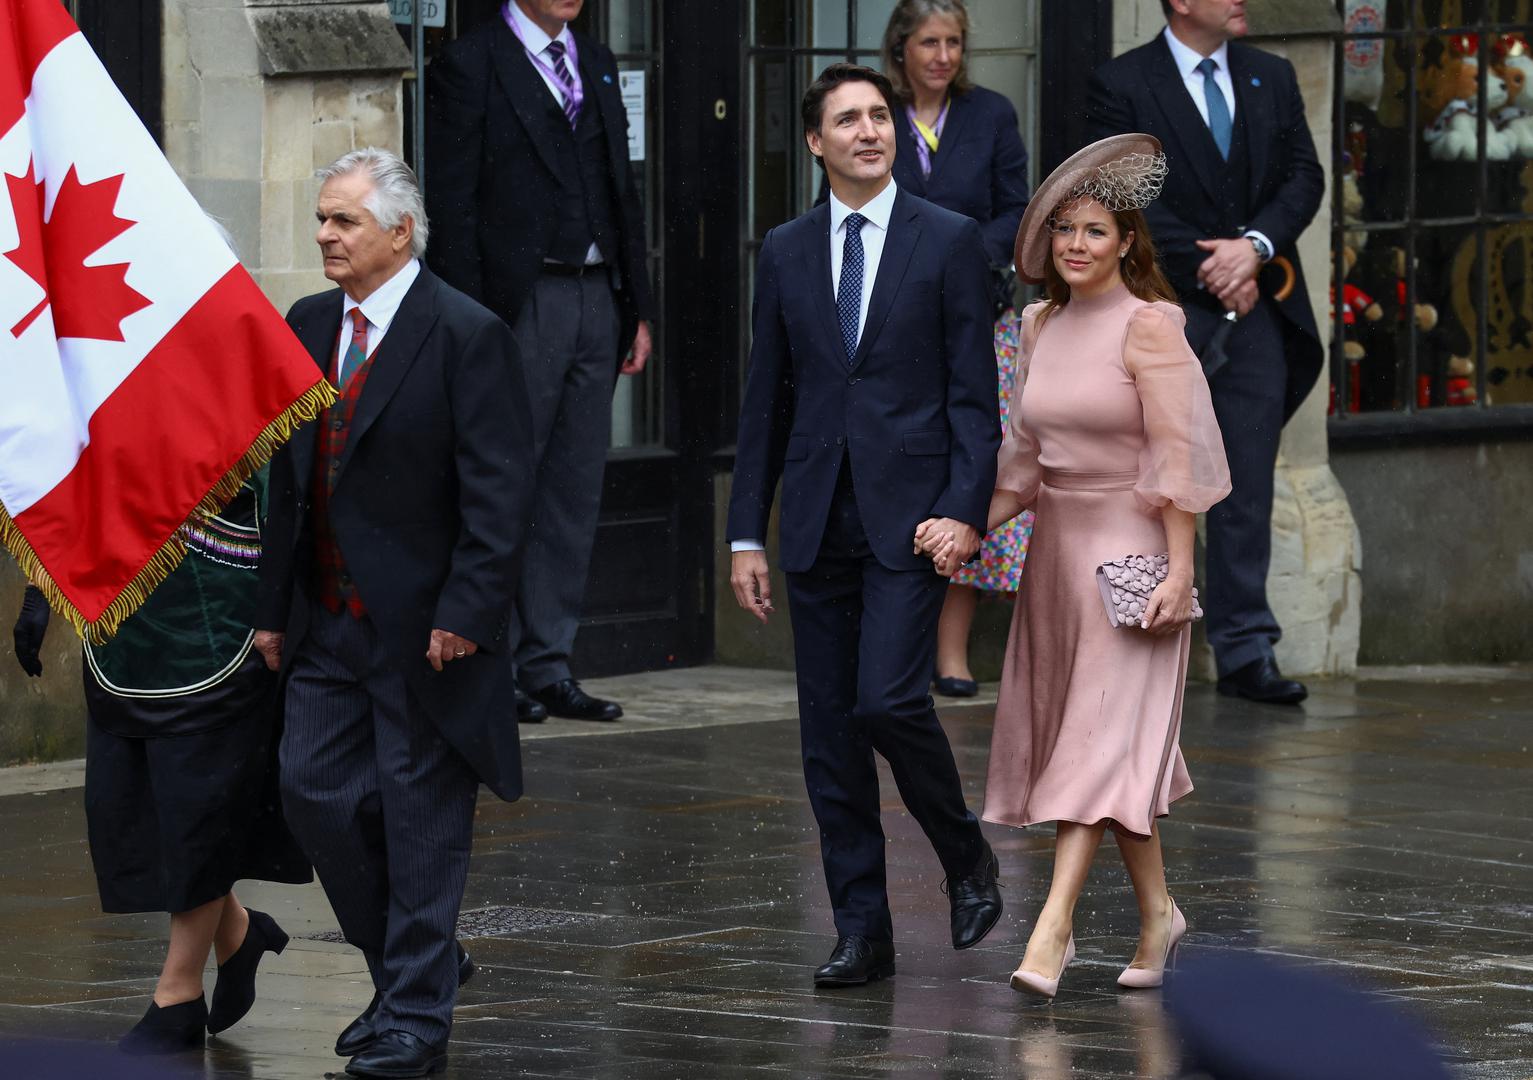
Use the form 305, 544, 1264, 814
891, 85, 1030, 269
727, 187, 1000, 574
1087, 35, 1325, 420
256, 267, 534, 801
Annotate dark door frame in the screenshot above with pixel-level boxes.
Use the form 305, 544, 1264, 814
1038, 0, 1113, 175
75, 0, 161, 142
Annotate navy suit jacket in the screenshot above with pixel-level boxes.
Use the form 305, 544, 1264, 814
890, 85, 1030, 269
255, 266, 533, 801
727, 187, 999, 574
1087, 35, 1325, 420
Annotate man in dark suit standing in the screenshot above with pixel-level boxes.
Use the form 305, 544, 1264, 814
1087, 0, 1324, 705
727, 64, 1002, 988
253, 148, 531, 1079
424, 0, 655, 725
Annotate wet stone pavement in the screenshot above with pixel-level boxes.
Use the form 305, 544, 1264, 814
0, 665, 1530, 1078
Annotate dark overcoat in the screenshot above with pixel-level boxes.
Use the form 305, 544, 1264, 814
255, 266, 532, 800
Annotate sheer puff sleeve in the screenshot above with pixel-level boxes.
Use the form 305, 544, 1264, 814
1124, 302, 1232, 514
995, 301, 1047, 509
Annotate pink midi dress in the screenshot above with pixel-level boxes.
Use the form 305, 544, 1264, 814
982, 284, 1231, 837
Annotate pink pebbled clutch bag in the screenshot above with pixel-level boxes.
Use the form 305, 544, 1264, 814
1096, 554, 1202, 630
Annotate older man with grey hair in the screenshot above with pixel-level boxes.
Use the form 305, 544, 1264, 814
254, 148, 533, 1078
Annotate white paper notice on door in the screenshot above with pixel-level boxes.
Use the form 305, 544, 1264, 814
619, 71, 646, 161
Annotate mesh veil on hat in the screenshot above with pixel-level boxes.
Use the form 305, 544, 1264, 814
1013, 134, 1168, 284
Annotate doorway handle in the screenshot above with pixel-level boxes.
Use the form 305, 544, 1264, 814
714, 99, 727, 121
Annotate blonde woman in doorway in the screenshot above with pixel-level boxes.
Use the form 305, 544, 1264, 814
881, 0, 1034, 697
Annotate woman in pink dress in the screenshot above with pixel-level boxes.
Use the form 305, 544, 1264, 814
922, 135, 1230, 998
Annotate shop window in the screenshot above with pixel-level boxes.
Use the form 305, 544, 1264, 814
1329, 1, 1533, 431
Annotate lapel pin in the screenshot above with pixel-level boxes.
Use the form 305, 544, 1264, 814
603, 73, 613, 84
1251, 76, 1261, 87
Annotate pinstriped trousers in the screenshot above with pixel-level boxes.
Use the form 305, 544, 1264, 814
280, 604, 477, 1045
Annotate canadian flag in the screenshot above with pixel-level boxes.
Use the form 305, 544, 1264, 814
0, 0, 333, 639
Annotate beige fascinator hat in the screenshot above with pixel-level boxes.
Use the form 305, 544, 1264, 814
1013, 133, 1168, 284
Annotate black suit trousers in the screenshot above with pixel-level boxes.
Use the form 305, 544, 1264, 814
784, 460, 985, 942
280, 605, 478, 1045
1200, 300, 1287, 674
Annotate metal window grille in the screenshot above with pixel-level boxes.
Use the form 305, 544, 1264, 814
1255, 1, 1533, 440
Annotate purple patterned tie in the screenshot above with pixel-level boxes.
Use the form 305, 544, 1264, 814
545, 40, 580, 127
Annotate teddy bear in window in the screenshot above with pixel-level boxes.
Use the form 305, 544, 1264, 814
1491, 33, 1533, 157
1423, 34, 1516, 161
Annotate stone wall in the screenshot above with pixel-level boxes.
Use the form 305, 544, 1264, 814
1331, 437, 1533, 664
161, 0, 410, 313
0, 562, 85, 765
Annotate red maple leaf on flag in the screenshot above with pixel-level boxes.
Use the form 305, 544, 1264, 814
4, 161, 150, 340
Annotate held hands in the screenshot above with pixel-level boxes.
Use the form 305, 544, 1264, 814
913, 518, 981, 578
426, 629, 478, 672
730, 550, 774, 624
1196, 238, 1260, 303
253, 630, 284, 671
1141, 573, 1196, 635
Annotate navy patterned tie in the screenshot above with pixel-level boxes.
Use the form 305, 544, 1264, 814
837, 213, 867, 360
545, 40, 581, 127
1197, 57, 1232, 160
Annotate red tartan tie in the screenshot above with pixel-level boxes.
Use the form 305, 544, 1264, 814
339, 308, 368, 388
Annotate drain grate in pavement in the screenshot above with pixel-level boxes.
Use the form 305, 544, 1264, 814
307, 905, 607, 943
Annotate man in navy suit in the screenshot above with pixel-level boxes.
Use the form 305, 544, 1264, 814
1087, 0, 1324, 705
727, 64, 1002, 988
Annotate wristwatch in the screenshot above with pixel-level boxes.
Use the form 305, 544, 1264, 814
1247, 234, 1272, 262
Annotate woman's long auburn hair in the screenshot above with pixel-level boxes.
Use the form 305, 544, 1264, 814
1035, 203, 1178, 329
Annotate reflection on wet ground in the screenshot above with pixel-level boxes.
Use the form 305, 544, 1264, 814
0, 666, 1528, 1077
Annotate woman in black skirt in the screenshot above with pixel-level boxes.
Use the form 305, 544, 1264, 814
12, 471, 310, 1054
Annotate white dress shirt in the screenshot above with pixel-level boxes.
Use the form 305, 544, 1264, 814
731, 179, 900, 555
336, 258, 420, 376
1161, 26, 1272, 260
828, 177, 898, 346
507, 2, 580, 111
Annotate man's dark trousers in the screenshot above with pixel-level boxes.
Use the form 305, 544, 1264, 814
509, 270, 620, 690
1197, 301, 1287, 673
280, 604, 477, 1044
786, 459, 986, 943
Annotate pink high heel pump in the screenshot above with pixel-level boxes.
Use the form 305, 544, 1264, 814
1117, 901, 1186, 989
1009, 935, 1075, 998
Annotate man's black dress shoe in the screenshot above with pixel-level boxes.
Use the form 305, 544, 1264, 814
335, 943, 475, 1057
813, 935, 896, 988
530, 678, 622, 722
119, 995, 207, 1055
345, 1030, 446, 1078
947, 841, 1004, 950
1217, 656, 1308, 705
207, 907, 289, 1034
933, 675, 979, 698
515, 687, 547, 724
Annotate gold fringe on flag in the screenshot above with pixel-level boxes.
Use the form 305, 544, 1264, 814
0, 379, 337, 644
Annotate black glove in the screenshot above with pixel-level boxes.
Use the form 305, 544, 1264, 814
13, 584, 49, 677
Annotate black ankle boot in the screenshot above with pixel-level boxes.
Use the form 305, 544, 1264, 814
119, 995, 207, 1055
207, 908, 289, 1034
